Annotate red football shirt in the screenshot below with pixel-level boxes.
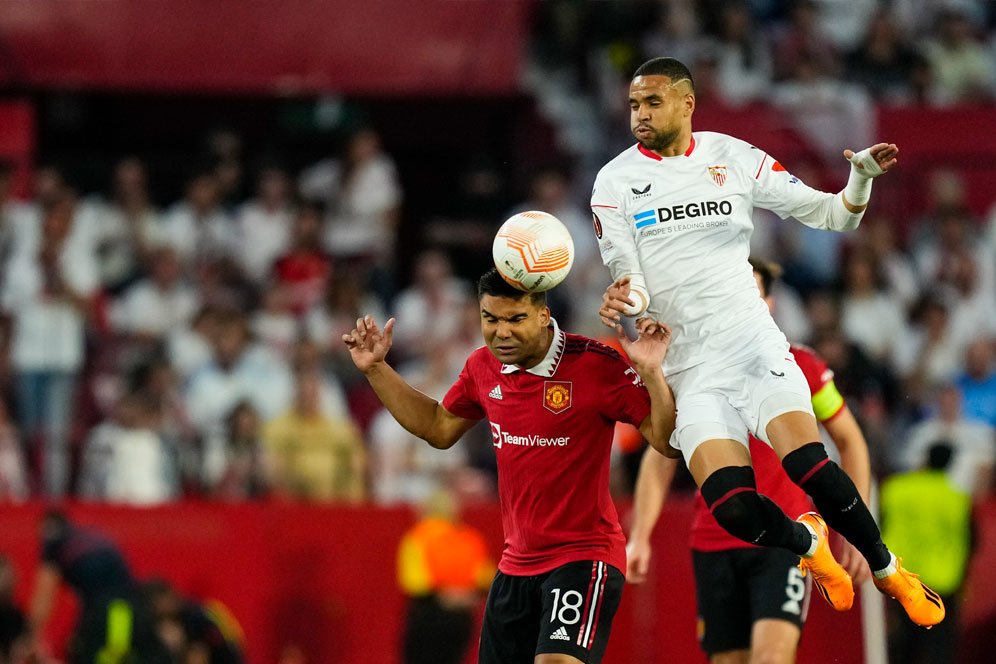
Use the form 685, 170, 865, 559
443, 321, 651, 576
690, 344, 846, 551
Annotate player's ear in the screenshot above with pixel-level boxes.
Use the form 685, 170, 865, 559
683, 92, 695, 118
539, 306, 551, 326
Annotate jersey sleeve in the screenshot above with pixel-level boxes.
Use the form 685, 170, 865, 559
749, 150, 839, 222
591, 170, 649, 298
595, 347, 652, 427
441, 357, 486, 421
792, 345, 845, 422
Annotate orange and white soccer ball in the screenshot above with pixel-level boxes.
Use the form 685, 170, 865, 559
492, 211, 575, 292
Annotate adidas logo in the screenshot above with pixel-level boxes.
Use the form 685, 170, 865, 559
549, 626, 570, 641
489, 385, 503, 400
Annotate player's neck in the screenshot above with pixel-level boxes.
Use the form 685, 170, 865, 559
650, 129, 693, 158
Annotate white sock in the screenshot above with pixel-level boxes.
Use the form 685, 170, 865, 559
801, 522, 819, 558
873, 553, 898, 579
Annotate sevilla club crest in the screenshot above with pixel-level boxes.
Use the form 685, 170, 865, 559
544, 381, 572, 414
707, 165, 728, 187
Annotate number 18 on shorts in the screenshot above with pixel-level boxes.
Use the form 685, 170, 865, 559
479, 560, 625, 664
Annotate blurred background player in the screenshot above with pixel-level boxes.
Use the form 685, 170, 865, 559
343, 268, 677, 664
396, 488, 493, 664
0, 556, 28, 663
626, 258, 872, 664
27, 510, 169, 663
880, 442, 976, 664
145, 578, 245, 664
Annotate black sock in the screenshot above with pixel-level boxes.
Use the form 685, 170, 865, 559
782, 443, 891, 570
701, 466, 813, 555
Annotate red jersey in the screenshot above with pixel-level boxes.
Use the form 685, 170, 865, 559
690, 344, 846, 552
443, 321, 650, 576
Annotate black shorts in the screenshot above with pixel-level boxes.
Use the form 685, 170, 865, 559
692, 547, 811, 655
479, 560, 624, 664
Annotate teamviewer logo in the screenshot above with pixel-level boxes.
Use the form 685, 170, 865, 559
490, 422, 503, 449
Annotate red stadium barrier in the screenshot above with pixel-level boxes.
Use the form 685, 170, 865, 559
1, 499, 994, 663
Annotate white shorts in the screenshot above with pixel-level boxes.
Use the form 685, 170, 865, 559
667, 348, 814, 464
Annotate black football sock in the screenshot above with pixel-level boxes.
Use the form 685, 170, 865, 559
782, 442, 891, 570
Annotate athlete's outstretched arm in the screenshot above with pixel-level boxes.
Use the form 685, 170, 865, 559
627, 447, 680, 584
343, 315, 476, 449
592, 173, 650, 320
754, 142, 898, 233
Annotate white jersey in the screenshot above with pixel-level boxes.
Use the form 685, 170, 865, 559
591, 131, 847, 374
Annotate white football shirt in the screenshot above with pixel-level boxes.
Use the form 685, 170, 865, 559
591, 131, 844, 374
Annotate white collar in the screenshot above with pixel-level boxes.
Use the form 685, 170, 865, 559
500, 318, 566, 378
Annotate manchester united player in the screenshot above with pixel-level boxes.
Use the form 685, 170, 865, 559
343, 267, 677, 664
593, 56, 943, 627
626, 259, 872, 664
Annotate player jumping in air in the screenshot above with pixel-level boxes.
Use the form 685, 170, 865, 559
344, 268, 676, 664
592, 56, 943, 628
627, 259, 873, 663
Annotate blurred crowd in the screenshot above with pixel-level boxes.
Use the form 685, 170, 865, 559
0, 0, 994, 514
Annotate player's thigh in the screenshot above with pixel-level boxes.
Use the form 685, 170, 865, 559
670, 365, 751, 467
692, 550, 753, 656
710, 650, 750, 664
479, 571, 541, 664
742, 353, 819, 456
743, 547, 809, 650
687, 438, 753, 487
536, 560, 624, 664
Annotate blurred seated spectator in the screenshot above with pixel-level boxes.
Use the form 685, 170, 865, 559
185, 312, 294, 437
922, 6, 994, 106
236, 166, 294, 283
707, 2, 773, 107
250, 284, 299, 359
844, 10, 920, 102
0, 556, 28, 663
299, 128, 402, 266
639, 0, 702, 73
90, 157, 160, 291
0, 161, 34, 276
392, 250, 471, 362
263, 370, 365, 502
271, 202, 334, 315
915, 206, 995, 302
132, 358, 198, 488
893, 295, 965, 405
202, 401, 270, 501
0, 399, 29, 501
168, 306, 224, 384
77, 393, 179, 505
145, 578, 245, 664
305, 273, 386, 380
954, 339, 996, 428
397, 489, 493, 664
288, 338, 349, 419
111, 246, 199, 343
839, 248, 908, 365
855, 216, 920, 310
900, 385, 995, 497
369, 346, 470, 506
770, 0, 840, 82
1, 193, 97, 498
150, 170, 235, 267
941, 252, 996, 348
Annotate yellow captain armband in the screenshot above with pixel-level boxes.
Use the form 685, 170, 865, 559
811, 380, 845, 421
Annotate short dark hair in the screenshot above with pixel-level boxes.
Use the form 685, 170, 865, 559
926, 442, 954, 471
749, 257, 783, 298
477, 267, 546, 306
633, 57, 695, 91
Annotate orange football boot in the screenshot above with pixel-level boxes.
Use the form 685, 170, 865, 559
796, 512, 854, 611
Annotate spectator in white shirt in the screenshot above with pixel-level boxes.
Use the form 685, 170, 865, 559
236, 166, 294, 283
840, 248, 909, 364
151, 171, 235, 267
0, 194, 98, 497
111, 247, 199, 342
391, 250, 472, 362
77, 393, 179, 505
901, 385, 995, 497
894, 295, 966, 405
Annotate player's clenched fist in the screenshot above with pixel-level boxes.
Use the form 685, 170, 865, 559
342, 315, 396, 373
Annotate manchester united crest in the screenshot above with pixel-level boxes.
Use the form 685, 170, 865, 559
543, 381, 572, 414
707, 164, 728, 187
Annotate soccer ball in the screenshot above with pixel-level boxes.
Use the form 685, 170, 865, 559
492, 211, 575, 292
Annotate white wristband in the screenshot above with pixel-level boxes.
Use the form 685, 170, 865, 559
843, 147, 884, 207
622, 285, 649, 317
